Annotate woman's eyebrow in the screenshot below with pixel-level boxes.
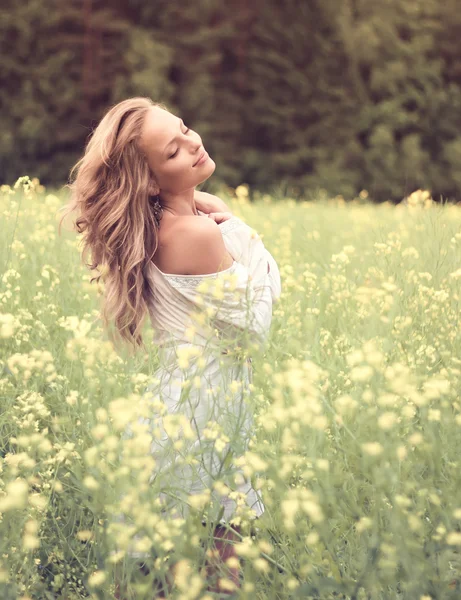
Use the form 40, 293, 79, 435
163, 119, 184, 155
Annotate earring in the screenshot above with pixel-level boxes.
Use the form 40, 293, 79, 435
151, 194, 164, 227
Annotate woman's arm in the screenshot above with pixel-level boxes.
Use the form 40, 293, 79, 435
194, 190, 232, 214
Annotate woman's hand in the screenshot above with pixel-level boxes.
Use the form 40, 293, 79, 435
206, 211, 233, 224
194, 190, 232, 214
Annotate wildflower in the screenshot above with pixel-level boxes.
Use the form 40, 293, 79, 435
362, 442, 384, 456
23, 519, 40, 550
334, 394, 358, 415
378, 412, 397, 430
429, 493, 441, 506
446, 532, 461, 545
281, 498, 299, 530
428, 409, 441, 422
253, 558, 270, 573
366, 350, 384, 367
401, 405, 416, 419
409, 432, 423, 446
235, 537, 258, 559
218, 578, 238, 592
396, 445, 407, 460
395, 495, 411, 508
316, 459, 329, 471
423, 378, 450, 400
188, 490, 211, 510
356, 517, 372, 533
176, 346, 191, 369
362, 389, 374, 403
65, 390, 79, 406
23, 533, 40, 550
408, 514, 422, 531
0, 478, 29, 511
88, 570, 106, 587
346, 350, 364, 367
0, 313, 17, 338
301, 500, 324, 523
76, 530, 93, 541
306, 531, 319, 545
215, 435, 230, 453
402, 247, 419, 259
350, 365, 374, 383
132, 536, 152, 554
83, 476, 100, 490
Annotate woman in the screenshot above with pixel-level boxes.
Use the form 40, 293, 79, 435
59, 97, 281, 597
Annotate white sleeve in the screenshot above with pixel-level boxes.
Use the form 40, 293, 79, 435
219, 217, 282, 303
172, 260, 274, 347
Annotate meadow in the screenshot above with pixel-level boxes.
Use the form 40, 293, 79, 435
1, 176, 461, 599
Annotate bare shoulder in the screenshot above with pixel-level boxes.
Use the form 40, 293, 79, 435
174, 216, 235, 276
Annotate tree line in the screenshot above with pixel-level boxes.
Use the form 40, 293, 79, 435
2, 0, 460, 202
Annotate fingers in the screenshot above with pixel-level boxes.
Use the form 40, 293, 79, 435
208, 212, 232, 224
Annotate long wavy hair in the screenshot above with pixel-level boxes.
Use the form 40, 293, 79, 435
58, 97, 168, 354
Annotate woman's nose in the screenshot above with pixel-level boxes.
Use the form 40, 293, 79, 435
191, 137, 202, 152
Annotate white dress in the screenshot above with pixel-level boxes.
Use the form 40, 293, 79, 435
118, 212, 281, 558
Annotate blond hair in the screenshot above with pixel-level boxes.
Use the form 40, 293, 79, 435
58, 97, 168, 354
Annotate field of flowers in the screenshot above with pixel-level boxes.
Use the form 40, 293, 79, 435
1, 176, 461, 599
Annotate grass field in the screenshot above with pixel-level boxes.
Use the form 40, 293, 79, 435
1, 177, 461, 599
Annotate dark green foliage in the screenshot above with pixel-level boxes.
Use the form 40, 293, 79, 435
0, 0, 173, 185
1, 0, 461, 202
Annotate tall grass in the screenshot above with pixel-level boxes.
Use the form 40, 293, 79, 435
1, 177, 461, 599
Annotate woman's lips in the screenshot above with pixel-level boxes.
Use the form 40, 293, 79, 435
194, 150, 209, 167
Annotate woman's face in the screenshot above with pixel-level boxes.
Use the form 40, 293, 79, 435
139, 106, 215, 195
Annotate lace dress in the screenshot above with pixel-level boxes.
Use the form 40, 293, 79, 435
119, 212, 281, 558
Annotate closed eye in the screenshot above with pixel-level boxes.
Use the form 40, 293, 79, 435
168, 127, 190, 159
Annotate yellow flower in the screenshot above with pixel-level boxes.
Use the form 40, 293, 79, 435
446, 532, 461, 545
423, 378, 450, 400
316, 459, 329, 471
244, 451, 269, 473
281, 498, 299, 530
346, 350, 364, 367
0, 313, 17, 338
394, 495, 411, 508
356, 517, 372, 533
350, 365, 374, 383
253, 558, 270, 573
217, 578, 238, 592
226, 557, 240, 569
334, 394, 358, 416
301, 500, 324, 523
362, 442, 384, 456
88, 570, 106, 588
235, 537, 259, 559
306, 531, 319, 545
409, 432, 423, 446
428, 409, 441, 422
396, 445, 407, 460
23, 534, 40, 550
0, 478, 29, 511
83, 476, 100, 490
378, 412, 397, 430
188, 489, 211, 510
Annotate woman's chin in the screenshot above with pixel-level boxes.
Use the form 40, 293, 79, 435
197, 158, 216, 182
